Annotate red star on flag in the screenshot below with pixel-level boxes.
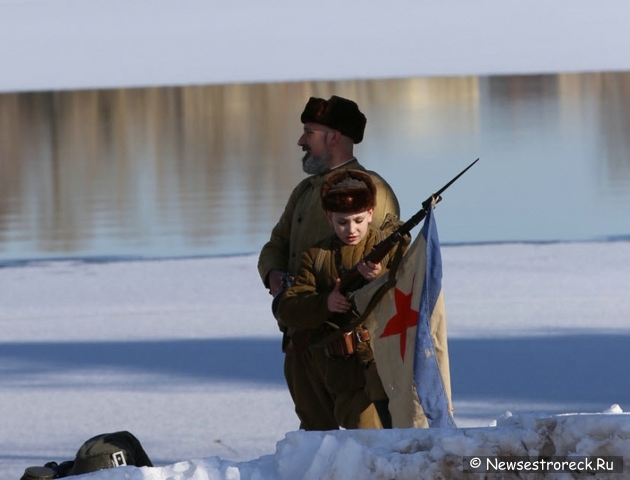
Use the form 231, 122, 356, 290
379, 275, 419, 360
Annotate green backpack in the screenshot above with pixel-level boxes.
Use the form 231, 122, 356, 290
21, 431, 153, 479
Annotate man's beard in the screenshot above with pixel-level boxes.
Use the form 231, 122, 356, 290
302, 151, 331, 175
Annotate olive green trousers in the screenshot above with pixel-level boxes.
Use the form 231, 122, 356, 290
283, 342, 383, 430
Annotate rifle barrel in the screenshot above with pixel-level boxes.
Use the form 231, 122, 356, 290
339, 157, 480, 294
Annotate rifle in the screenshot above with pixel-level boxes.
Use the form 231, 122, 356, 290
272, 157, 479, 321
335, 157, 479, 296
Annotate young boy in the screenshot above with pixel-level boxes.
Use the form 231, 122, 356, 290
278, 169, 406, 430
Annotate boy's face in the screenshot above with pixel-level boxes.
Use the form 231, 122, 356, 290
326, 209, 374, 246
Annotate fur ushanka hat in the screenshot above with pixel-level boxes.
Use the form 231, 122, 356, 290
300, 95, 367, 144
321, 170, 376, 214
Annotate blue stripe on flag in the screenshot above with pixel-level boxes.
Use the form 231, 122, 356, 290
413, 208, 456, 428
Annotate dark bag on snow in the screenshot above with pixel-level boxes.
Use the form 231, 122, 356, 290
21, 430, 152, 479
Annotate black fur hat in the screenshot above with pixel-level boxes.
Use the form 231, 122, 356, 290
321, 169, 376, 213
300, 95, 367, 144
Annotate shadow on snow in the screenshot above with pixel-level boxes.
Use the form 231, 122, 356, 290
449, 334, 630, 407
0, 337, 286, 386
2, 334, 629, 408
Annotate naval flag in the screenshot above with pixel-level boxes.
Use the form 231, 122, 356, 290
352, 208, 455, 428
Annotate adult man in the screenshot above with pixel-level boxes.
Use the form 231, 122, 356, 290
258, 95, 400, 430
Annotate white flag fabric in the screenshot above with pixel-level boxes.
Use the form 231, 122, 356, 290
352, 208, 455, 428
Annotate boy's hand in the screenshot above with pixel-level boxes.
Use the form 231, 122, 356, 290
357, 259, 381, 281
327, 278, 352, 313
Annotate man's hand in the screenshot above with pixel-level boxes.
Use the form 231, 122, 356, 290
268, 269, 286, 297
327, 278, 352, 313
357, 259, 381, 281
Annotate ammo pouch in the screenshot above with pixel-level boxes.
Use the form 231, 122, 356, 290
324, 329, 370, 358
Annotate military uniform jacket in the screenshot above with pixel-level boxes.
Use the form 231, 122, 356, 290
279, 221, 403, 333
257, 158, 400, 286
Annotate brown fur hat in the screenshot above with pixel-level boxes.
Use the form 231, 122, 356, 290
321, 169, 377, 213
300, 95, 367, 144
